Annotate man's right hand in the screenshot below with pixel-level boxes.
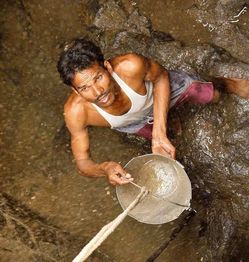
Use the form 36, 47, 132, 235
101, 161, 134, 185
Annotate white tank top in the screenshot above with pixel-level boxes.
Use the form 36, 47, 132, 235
91, 71, 153, 128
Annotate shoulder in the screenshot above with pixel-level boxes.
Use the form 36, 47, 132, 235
110, 53, 149, 78
64, 93, 88, 133
109, 53, 166, 83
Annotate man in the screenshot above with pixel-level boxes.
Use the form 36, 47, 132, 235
57, 38, 249, 185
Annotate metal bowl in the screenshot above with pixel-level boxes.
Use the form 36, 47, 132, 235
116, 154, 192, 224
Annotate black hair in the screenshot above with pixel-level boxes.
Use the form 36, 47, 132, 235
57, 38, 104, 86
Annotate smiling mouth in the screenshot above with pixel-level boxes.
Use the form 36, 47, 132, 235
97, 92, 110, 104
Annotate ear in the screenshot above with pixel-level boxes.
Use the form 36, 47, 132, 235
104, 60, 113, 73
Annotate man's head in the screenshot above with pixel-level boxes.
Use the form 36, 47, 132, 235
57, 38, 104, 86
57, 38, 117, 107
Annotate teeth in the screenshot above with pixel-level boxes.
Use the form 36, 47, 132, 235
100, 94, 108, 103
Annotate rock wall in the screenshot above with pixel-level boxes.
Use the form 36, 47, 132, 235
84, 0, 249, 260
0, 192, 112, 262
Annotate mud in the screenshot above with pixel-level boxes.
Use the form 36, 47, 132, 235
0, 192, 111, 262
0, 0, 249, 261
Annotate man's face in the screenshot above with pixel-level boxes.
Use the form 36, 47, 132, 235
72, 62, 116, 108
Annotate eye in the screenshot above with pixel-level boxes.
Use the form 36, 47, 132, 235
79, 86, 89, 92
97, 74, 102, 81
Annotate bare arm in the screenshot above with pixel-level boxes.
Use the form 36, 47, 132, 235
115, 54, 175, 158
145, 59, 176, 158
125, 55, 175, 158
64, 101, 132, 185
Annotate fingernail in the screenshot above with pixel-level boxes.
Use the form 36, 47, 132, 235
126, 173, 131, 178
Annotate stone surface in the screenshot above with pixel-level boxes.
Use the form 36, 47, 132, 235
90, 0, 249, 260
188, 0, 249, 64
1, 0, 249, 261
0, 193, 111, 262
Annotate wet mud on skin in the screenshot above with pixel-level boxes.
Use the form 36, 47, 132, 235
1, 0, 249, 261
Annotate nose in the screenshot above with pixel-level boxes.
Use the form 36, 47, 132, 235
92, 84, 104, 98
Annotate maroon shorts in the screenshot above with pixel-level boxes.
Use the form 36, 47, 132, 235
136, 80, 214, 140
174, 81, 214, 106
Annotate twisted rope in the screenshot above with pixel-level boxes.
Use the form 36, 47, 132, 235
73, 187, 148, 262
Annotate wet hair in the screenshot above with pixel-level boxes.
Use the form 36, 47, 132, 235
57, 38, 104, 86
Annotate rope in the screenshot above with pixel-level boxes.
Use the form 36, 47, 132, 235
72, 187, 148, 262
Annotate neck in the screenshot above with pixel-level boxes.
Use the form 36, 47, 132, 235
105, 82, 131, 115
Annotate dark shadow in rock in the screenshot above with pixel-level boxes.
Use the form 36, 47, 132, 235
151, 30, 175, 42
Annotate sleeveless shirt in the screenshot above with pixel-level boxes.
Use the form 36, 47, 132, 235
91, 72, 154, 132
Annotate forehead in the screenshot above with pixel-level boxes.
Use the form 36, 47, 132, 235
72, 63, 105, 87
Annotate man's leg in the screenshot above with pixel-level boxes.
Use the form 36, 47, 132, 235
212, 77, 249, 99
135, 73, 249, 140
211, 89, 221, 103
173, 81, 215, 106
174, 77, 249, 105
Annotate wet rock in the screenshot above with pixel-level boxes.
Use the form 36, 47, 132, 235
206, 199, 249, 261
1, 0, 249, 261
148, 42, 232, 77
0, 212, 7, 231
124, 8, 151, 36
106, 29, 249, 81
0, 192, 77, 261
1, 68, 22, 87
111, 31, 151, 56
150, 30, 174, 42
94, 8, 249, 81
93, 0, 127, 30
0, 192, 113, 262
86, 0, 101, 15
208, 61, 249, 79
94, 0, 152, 37
174, 94, 249, 260
188, 0, 249, 64
89, 3, 249, 260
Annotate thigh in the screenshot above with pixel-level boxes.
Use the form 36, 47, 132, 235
169, 70, 200, 108
175, 81, 214, 106
169, 70, 214, 106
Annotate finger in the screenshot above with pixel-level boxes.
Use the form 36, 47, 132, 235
161, 144, 175, 158
122, 174, 134, 183
115, 168, 133, 180
116, 169, 128, 179
109, 180, 116, 185
167, 146, 176, 159
153, 146, 173, 159
120, 179, 132, 185
171, 149, 176, 159
109, 174, 130, 185
125, 173, 132, 179
121, 176, 134, 183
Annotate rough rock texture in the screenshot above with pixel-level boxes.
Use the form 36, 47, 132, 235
1, 0, 248, 261
187, 0, 249, 64
173, 96, 249, 261
87, 0, 249, 80
87, 0, 249, 260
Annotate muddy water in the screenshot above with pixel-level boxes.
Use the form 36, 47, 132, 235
0, 0, 248, 261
